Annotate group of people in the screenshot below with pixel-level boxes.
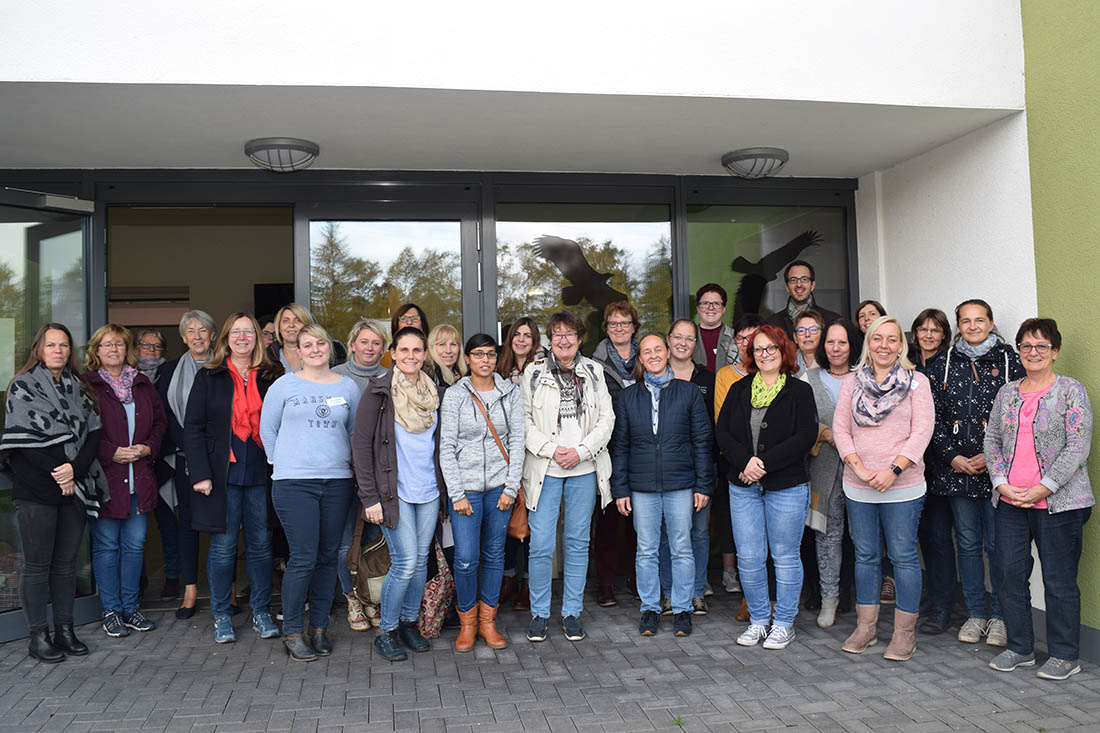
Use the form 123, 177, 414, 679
4, 258, 1091, 681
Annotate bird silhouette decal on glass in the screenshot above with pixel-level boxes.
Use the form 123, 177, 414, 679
729, 230, 823, 319
533, 235, 628, 310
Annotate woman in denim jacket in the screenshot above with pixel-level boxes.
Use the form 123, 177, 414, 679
985, 318, 1093, 681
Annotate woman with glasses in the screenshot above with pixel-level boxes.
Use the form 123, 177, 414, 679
794, 311, 825, 372
693, 284, 740, 373
986, 319, 1093, 681
590, 301, 640, 607
833, 315, 935, 661
135, 329, 166, 383
716, 324, 817, 650
522, 311, 615, 644
439, 334, 525, 652
84, 324, 166, 638
382, 303, 431, 370
184, 313, 283, 645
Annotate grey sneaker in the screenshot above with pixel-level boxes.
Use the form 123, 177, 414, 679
722, 568, 740, 593
703, 583, 714, 598
736, 623, 769, 646
562, 615, 586, 642
762, 625, 796, 650
985, 618, 1007, 647
691, 597, 708, 615
527, 616, 549, 642
988, 649, 1036, 672
1037, 657, 1081, 680
102, 611, 129, 638
957, 617, 988, 643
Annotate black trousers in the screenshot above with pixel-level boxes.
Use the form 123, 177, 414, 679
16, 499, 85, 631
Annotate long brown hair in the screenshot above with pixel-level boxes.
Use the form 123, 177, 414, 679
14, 322, 83, 382
207, 312, 282, 380
497, 317, 541, 377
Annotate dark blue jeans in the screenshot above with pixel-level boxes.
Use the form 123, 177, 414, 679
449, 486, 511, 612
272, 478, 354, 634
918, 494, 956, 614
207, 482, 272, 618
90, 493, 147, 616
994, 502, 1090, 661
950, 495, 1000, 619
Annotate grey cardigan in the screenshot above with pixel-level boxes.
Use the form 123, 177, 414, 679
805, 368, 844, 532
438, 373, 525, 502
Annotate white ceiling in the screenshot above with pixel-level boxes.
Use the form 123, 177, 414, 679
0, 83, 1016, 178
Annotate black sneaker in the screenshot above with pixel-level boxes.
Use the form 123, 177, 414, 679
527, 616, 549, 642
562, 615, 586, 642
639, 611, 660, 636
374, 630, 408, 662
398, 621, 430, 652
103, 612, 129, 638
673, 611, 693, 637
123, 609, 155, 632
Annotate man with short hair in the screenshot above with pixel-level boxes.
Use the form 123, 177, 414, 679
692, 284, 740, 373
765, 260, 842, 338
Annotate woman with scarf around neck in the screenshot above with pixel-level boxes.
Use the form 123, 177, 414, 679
833, 315, 935, 661
590, 301, 640, 607
439, 334, 525, 652
612, 333, 713, 638
184, 313, 283, 645
84, 324, 166, 638
331, 318, 388, 631
927, 299, 1023, 647
716, 324, 817, 651
260, 324, 361, 662
156, 309, 216, 619
522, 311, 615, 644
353, 327, 446, 662
135, 329, 166, 383
1, 323, 104, 663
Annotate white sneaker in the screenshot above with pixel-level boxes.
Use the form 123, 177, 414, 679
703, 582, 714, 597
737, 624, 769, 646
985, 618, 1007, 647
958, 617, 988, 644
722, 568, 740, 593
762, 625, 796, 650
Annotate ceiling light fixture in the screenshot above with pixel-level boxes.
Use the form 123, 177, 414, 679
244, 137, 320, 173
720, 147, 789, 179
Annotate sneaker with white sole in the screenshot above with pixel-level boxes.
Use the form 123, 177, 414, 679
985, 618, 1007, 647
736, 623, 769, 646
691, 597, 708, 615
989, 649, 1036, 672
957, 617, 988, 644
762, 625, 795, 650
1036, 657, 1081, 680
703, 582, 714, 598
722, 568, 740, 593
346, 593, 370, 632
879, 576, 896, 605
660, 597, 673, 616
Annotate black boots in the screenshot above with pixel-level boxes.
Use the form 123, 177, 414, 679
53, 623, 89, 656
283, 633, 318, 662
310, 627, 333, 656
28, 629, 65, 663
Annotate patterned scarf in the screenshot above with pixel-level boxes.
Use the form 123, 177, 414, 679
750, 372, 787, 408
549, 352, 586, 428
786, 296, 815, 324
851, 363, 913, 426
227, 359, 264, 457
98, 365, 137, 404
605, 339, 638, 381
391, 367, 439, 434
956, 333, 1000, 361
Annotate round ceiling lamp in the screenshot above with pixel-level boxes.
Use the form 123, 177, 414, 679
244, 137, 320, 173
720, 147, 790, 179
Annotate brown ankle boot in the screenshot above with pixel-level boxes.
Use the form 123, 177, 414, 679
842, 604, 880, 654
512, 579, 530, 611
883, 609, 918, 661
735, 597, 750, 622
455, 607, 478, 653
477, 602, 508, 649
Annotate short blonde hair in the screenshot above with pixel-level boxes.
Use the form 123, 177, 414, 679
347, 318, 388, 352
297, 323, 333, 350
857, 315, 915, 371
274, 303, 315, 345
427, 324, 467, 385
86, 324, 136, 372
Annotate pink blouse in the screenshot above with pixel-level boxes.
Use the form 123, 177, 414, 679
1004, 384, 1051, 509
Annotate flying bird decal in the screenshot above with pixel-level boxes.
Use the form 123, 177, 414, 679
533, 235, 628, 310
731, 230, 823, 281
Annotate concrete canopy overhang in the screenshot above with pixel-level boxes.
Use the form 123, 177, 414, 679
0, 82, 1017, 178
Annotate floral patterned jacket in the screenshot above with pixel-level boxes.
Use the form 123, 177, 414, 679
984, 375, 1094, 513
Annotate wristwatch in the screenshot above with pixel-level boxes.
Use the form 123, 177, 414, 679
890, 464, 903, 476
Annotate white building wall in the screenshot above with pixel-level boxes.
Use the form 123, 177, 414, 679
2, 1, 1023, 109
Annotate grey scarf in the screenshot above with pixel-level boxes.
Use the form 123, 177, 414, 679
956, 333, 1000, 361
167, 353, 206, 428
787, 296, 815, 323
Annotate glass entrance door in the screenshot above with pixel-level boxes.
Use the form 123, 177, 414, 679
0, 188, 98, 642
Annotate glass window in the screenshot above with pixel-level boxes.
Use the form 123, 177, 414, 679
496, 203, 672, 354
686, 204, 848, 322
309, 220, 462, 342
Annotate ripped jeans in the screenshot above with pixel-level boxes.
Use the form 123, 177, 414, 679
449, 485, 511, 613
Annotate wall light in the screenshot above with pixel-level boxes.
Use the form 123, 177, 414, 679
720, 147, 789, 179
244, 137, 320, 172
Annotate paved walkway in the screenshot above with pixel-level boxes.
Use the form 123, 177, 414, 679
2, 589, 1099, 732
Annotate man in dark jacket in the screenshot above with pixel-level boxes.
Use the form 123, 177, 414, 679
765, 260, 842, 338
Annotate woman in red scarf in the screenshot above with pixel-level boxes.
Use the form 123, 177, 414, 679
184, 313, 283, 645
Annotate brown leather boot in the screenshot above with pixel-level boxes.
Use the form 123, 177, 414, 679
477, 602, 508, 650
883, 609, 918, 661
735, 597, 750, 622
842, 604, 880, 654
512, 579, 530, 611
454, 607, 478, 653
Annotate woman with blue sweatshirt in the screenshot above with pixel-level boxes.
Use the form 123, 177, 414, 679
439, 334, 525, 652
260, 324, 361, 662
611, 332, 714, 638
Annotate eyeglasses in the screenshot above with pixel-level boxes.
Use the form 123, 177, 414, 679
229, 329, 255, 338
786, 276, 813, 285
1018, 343, 1052, 354
137, 341, 163, 351
734, 335, 752, 344
916, 327, 943, 336
99, 342, 126, 351
468, 350, 497, 360
551, 332, 578, 343
606, 320, 633, 331
795, 326, 821, 336
261, 330, 276, 339
398, 315, 421, 325
753, 344, 779, 356
698, 301, 724, 310
669, 334, 696, 344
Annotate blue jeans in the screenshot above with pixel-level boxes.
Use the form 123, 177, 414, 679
846, 496, 924, 613
528, 472, 597, 619
90, 493, 148, 616
635, 490, 694, 614
729, 483, 810, 628
994, 503, 1090, 660
207, 482, 272, 618
379, 497, 440, 632
336, 492, 380, 595
949, 495, 1000, 619
658, 498, 710, 598
450, 486, 511, 612
272, 478, 354, 634
917, 494, 956, 614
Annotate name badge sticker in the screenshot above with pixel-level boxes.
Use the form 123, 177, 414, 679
326, 396, 347, 407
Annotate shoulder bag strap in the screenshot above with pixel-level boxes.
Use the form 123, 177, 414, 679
469, 391, 509, 465
348, 512, 365, 573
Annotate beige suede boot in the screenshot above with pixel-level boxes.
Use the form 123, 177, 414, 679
883, 609, 918, 661
841, 603, 879, 654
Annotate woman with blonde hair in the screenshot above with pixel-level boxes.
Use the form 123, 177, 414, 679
427, 324, 467, 388
267, 303, 314, 374
333, 319, 388, 393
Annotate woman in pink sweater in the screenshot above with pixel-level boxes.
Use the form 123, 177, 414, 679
832, 316, 934, 661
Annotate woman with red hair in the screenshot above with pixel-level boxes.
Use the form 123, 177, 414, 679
716, 324, 818, 651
